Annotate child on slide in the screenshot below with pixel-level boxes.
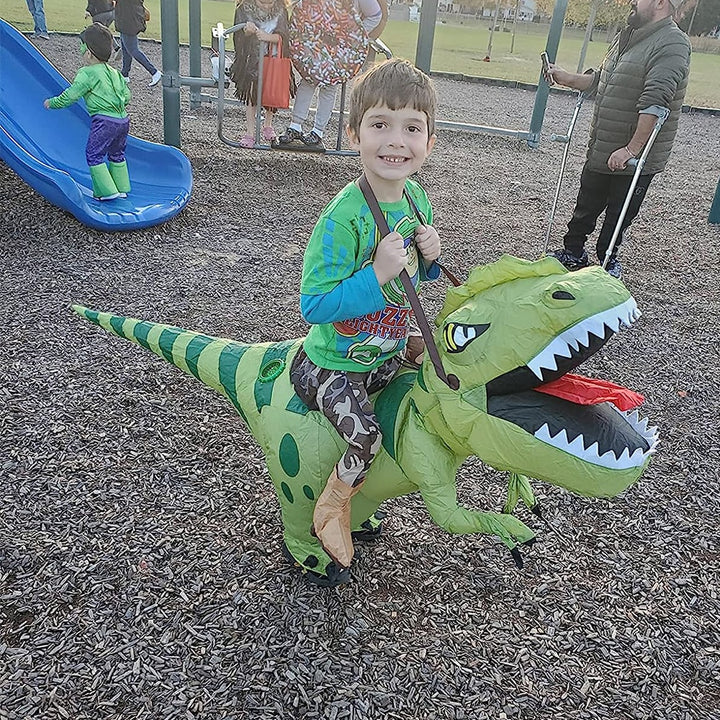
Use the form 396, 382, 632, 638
44, 23, 131, 201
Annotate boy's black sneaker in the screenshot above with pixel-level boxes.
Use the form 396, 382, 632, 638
604, 256, 623, 279
276, 127, 304, 145
549, 248, 589, 271
303, 131, 325, 150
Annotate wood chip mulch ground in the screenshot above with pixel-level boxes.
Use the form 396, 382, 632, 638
1, 35, 719, 720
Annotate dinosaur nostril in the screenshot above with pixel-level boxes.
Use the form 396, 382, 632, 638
552, 290, 575, 300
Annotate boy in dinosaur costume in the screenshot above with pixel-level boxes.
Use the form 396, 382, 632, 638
74, 254, 658, 587
291, 58, 441, 571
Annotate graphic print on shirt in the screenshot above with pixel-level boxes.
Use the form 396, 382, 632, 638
333, 213, 421, 366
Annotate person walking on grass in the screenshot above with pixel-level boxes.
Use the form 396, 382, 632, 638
114, 0, 162, 87
290, 59, 441, 569
546, 0, 690, 280
44, 24, 132, 201
25, 0, 49, 40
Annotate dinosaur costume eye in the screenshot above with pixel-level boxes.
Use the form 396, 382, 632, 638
443, 322, 490, 353
552, 290, 576, 300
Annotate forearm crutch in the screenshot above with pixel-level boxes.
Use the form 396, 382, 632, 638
542, 91, 585, 256
602, 107, 670, 269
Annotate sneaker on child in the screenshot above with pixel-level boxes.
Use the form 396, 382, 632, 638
277, 127, 304, 145
303, 131, 324, 150
548, 248, 589, 271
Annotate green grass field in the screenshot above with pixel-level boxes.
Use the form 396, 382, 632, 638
3, 0, 718, 107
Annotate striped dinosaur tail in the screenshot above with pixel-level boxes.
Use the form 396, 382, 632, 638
72, 305, 254, 421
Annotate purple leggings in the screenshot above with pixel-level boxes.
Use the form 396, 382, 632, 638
86, 114, 129, 166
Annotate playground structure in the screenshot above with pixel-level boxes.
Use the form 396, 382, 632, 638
711, 178, 720, 224
0, 18, 192, 232
157, 0, 570, 151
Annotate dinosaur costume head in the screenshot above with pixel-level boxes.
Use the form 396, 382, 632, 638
416, 255, 656, 499
73, 255, 657, 586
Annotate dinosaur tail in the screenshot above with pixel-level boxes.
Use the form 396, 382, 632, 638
72, 305, 255, 422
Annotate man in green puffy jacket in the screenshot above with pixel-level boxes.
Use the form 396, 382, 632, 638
546, 0, 691, 279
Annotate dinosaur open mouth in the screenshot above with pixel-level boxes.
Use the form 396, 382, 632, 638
485, 297, 658, 469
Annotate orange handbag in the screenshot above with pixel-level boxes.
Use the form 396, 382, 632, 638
261, 38, 291, 109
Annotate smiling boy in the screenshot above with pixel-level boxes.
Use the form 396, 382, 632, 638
289, 59, 441, 571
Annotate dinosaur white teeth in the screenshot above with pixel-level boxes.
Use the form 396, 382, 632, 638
535, 423, 553, 442
607, 315, 622, 332
586, 317, 607, 339
598, 449, 618, 466
566, 433, 587, 455
527, 348, 559, 379
575, 328, 591, 348
532, 410, 655, 469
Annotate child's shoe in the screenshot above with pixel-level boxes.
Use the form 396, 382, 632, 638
89, 163, 119, 201
261, 126, 277, 142
276, 127, 304, 145
303, 131, 325, 151
239, 135, 255, 148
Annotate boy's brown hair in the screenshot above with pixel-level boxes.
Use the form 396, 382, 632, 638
348, 59, 437, 137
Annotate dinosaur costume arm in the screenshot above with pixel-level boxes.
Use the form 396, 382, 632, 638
403, 410, 536, 550
419, 481, 535, 550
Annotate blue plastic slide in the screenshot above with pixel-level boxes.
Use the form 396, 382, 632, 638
0, 19, 192, 231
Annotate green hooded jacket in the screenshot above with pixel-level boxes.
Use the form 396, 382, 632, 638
585, 16, 691, 176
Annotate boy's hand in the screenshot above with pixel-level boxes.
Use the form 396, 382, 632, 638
373, 231, 408, 286
43, 99, 50, 109
415, 225, 441, 263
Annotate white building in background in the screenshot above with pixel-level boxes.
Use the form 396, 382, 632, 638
436, 1, 536, 22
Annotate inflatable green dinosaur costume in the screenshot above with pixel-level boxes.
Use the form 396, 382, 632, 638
73, 256, 658, 586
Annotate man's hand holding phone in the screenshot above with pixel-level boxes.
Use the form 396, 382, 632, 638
540, 52, 555, 86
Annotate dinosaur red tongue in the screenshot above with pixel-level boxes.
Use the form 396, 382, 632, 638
535, 373, 644, 411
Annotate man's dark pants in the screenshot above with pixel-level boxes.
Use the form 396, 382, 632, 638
563, 164, 655, 262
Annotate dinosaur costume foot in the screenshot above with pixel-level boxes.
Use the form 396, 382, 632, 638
312, 469, 362, 569
280, 542, 351, 587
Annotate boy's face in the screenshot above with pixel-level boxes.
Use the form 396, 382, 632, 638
347, 104, 436, 197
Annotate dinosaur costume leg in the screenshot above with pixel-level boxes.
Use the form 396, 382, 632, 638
292, 349, 402, 569
312, 467, 363, 568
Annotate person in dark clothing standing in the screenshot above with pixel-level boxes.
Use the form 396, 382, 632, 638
114, 0, 162, 87
546, 0, 690, 279
85, 1, 120, 57
86, 0, 115, 27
